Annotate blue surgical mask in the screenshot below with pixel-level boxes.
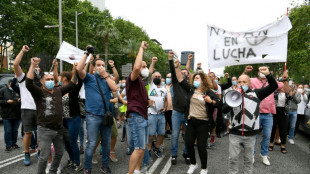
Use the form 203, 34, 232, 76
121, 83, 126, 88
241, 85, 249, 92
117, 83, 121, 87
45, 81, 55, 90
59, 80, 63, 86
215, 80, 219, 85
193, 81, 201, 88
166, 78, 171, 85
95, 70, 100, 75
161, 82, 165, 86
232, 81, 237, 85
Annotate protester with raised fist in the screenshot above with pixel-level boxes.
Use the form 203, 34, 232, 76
244, 65, 283, 166
223, 66, 278, 174
26, 57, 77, 174
13, 45, 40, 166
125, 41, 151, 174
168, 51, 191, 165
77, 45, 117, 174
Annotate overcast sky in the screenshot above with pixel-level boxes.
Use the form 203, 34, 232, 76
106, 0, 304, 76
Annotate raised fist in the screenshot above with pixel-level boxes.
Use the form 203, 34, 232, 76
259, 66, 270, 76
168, 51, 174, 59
174, 59, 180, 68
188, 54, 193, 60
22, 45, 30, 53
86, 45, 95, 54
245, 65, 253, 73
108, 60, 114, 66
52, 59, 58, 66
140, 41, 148, 50
31, 57, 41, 65
152, 57, 158, 63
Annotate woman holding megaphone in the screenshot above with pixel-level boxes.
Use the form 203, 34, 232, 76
173, 64, 220, 174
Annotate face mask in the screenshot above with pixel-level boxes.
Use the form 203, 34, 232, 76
161, 82, 165, 86
153, 78, 161, 85
117, 83, 121, 87
166, 78, 171, 85
193, 81, 201, 88
141, 68, 149, 78
259, 73, 266, 79
215, 80, 219, 85
297, 88, 303, 93
59, 80, 63, 86
95, 70, 100, 75
304, 87, 309, 91
121, 83, 126, 88
45, 81, 55, 90
232, 81, 237, 85
241, 85, 249, 92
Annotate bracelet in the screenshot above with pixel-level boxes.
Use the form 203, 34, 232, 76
111, 66, 115, 68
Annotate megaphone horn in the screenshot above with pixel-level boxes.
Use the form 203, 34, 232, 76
224, 90, 243, 107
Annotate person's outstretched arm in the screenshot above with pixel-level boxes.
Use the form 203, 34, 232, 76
108, 60, 119, 83
14, 45, 30, 77
131, 41, 148, 81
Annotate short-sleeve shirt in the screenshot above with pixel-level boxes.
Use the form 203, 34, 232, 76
148, 83, 167, 114
83, 73, 111, 116
126, 74, 148, 119
17, 73, 36, 110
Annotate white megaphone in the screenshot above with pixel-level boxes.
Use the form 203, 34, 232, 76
224, 89, 243, 107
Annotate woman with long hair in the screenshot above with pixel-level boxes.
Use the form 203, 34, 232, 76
174, 61, 219, 174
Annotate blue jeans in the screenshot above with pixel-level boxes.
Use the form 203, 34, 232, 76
288, 111, 297, 139
3, 119, 20, 148
64, 116, 81, 165
148, 114, 166, 136
79, 118, 85, 148
84, 114, 112, 170
171, 110, 188, 157
127, 112, 148, 149
254, 113, 273, 156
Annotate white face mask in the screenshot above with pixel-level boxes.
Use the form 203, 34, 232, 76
297, 88, 303, 93
259, 73, 266, 79
141, 68, 149, 78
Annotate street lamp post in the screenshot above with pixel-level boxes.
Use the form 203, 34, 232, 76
74, 11, 83, 47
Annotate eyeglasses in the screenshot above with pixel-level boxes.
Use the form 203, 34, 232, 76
44, 72, 54, 75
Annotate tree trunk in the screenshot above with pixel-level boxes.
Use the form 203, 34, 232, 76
105, 34, 108, 69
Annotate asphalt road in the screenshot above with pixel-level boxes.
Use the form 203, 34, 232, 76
0, 121, 309, 174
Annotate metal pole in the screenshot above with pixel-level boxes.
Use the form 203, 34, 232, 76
75, 11, 78, 48
59, 0, 63, 72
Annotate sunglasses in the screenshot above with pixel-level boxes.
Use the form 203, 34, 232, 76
44, 72, 54, 75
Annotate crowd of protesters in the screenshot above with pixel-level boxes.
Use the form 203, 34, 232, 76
1, 42, 310, 174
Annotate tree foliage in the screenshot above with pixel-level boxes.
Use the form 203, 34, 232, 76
0, 0, 168, 77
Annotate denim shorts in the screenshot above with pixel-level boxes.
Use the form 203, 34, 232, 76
148, 113, 166, 136
127, 112, 148, 149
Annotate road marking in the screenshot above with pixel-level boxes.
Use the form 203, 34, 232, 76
147, 155, 165, 174
0, 153, 36, 169
0, 154, 24, 165
160, 156, 171, 174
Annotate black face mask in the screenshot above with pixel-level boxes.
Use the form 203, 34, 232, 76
153, 78, 161, 85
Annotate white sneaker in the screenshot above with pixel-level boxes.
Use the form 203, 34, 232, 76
187, 164, 198, 174
260, 154, 270, 166
134, 170, 141, 174
288, 139, 295, 145
200, 169, 208, 174
45, 163, 51, 174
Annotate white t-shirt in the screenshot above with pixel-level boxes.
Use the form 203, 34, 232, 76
17, 73, 36, 110
121, 89, 127, 101
79, 84, 86, 99
277, 93, 286, 107
217, 85, 222, 95
148, 83, 167, 114
297, 94, 308, 114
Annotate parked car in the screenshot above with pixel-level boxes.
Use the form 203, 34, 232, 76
300, 107, 310, 134
0, 74, 15, 121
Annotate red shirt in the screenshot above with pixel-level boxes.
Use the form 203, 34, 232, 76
126, 73, 148, 119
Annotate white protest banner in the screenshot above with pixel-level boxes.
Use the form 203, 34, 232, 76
207, 16, 292, 68
56, 41, 90, 64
